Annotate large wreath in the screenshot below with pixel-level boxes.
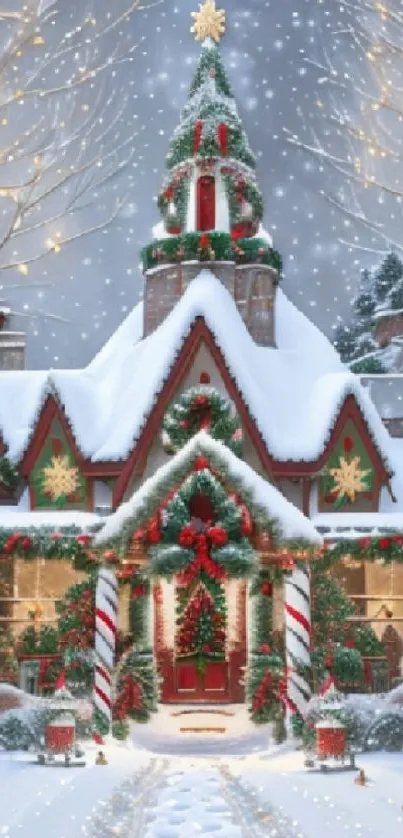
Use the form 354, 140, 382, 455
134, 464, 257, 579
162, 385, 243, 457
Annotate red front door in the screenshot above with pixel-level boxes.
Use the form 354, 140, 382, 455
154, 579, 247, 704
175, 656, 229, 702
197, 175, 216, 231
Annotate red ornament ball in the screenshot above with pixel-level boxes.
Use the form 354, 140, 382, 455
21, 537, 32, 550
178, 526, 197, 548
208, 526, 228, 547
260, 581, 273, 597
193, 456, 209, 471
378, 537, 391, 551
259, 643, 271, 655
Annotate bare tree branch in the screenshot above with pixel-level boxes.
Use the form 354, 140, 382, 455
0, 0, 154, 321
287, 0, 403, 251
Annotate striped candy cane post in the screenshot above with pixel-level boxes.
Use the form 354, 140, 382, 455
285, 564, 311, 718
93, 567, 118, 734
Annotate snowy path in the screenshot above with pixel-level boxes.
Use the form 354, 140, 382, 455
2, 747, 403, 837
239, 750, 403, 838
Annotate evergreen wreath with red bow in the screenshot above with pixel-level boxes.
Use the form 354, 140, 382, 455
134, 465, 257, 580
162, 385, 243, 457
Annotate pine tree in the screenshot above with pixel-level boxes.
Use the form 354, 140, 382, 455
332, 321, 358, 363
374, 251, 403, 304
332, 264, 386, 373
311, 565, 383, 689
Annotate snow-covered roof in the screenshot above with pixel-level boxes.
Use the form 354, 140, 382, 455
0, 270, 392, 470
373, 307, 403, 322
96, 431, 322, 546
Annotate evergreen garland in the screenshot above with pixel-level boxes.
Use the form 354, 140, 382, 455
0, 526, 98, 571
0, 456, 19, 491
247, 569, 287, 724
142, 231, 282, 273
16, 624, 59, 656
56, 572, 97, 695
113, 649, 158, 724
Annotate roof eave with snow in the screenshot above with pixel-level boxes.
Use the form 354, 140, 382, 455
96, 431, 322, 547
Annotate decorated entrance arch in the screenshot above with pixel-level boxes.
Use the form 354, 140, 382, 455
92, 383, 321, 729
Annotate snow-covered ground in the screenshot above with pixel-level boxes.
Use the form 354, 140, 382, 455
1, 738, 403, 838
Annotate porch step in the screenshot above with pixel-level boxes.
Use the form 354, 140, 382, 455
180, 726, 226, 734
172, 709, 234, 718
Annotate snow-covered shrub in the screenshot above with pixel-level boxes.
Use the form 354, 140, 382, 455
363, 712, 403, 752
0, 704, 53, 751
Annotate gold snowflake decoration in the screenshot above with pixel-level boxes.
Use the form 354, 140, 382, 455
42, 454, 79, 501
191, 0, 226, 44
328, 456, 371, 503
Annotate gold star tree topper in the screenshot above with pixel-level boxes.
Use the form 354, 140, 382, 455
329, 456, 371, 503
42, 454, 79, 501
191, 0, 226, 44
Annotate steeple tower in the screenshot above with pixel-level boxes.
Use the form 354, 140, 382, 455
142, 1, 282, 346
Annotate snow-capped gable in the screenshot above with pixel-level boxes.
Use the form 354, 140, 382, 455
0, 270, 392, 473
0, 370, 49, 460
96, 431, 322, 546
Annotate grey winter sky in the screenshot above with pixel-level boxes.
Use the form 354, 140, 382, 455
1, 0, 385, 368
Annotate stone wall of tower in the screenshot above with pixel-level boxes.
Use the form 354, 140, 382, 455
0, 332, 26, 370
143, 262, 277, 347
234, 264, 276, 347
143, 262, 235, 336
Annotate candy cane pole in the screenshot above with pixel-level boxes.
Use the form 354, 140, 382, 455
93, 567, 118, 734
285, 563, 311, 718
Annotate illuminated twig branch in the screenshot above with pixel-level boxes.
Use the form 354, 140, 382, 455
288, 0, 403, 248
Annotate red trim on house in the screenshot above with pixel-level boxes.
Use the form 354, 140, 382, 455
20, 395, 85, 476
302, 478, 311, 518
112, 318, 278, 506
271, 395, 389, 484
20, 395, 95, 511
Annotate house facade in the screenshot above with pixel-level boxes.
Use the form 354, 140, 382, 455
1, 9, 403, 707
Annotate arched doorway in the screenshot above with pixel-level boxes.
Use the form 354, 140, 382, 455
197, 175, 216, 231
